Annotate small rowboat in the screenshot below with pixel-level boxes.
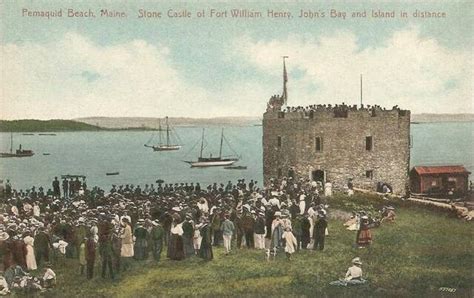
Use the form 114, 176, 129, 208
43, 153, 51, 156
106, 172, 120, 176
224, 165, 247, 170
61, 174, 86, 179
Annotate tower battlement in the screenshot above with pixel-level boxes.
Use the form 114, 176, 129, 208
265, 103, 409, 120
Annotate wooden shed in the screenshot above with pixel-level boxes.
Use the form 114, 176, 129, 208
410, 165, 470, 196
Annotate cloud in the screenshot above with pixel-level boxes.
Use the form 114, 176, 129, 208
1, 33, 211, 119
232, 26, 473, 114
1, 27, 471, 120
1, 32, 273, 119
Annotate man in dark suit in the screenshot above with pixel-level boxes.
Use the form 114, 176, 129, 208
62, 178, 69, 199
52, 177, 60, 198
313, 212, 328, 251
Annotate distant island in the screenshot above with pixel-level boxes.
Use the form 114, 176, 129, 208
0, 119, 161, 132
74, 116, 262, 129
0, 114, 471, 132
0, 119, 102, 132
411, 113, 474, 123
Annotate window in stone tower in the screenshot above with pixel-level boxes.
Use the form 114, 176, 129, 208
365, 136, 373, 151
315, 136, 322, 151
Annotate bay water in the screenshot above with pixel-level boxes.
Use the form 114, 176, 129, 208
0, 122, 472, 191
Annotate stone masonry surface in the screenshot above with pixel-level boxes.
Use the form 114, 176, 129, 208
263, 108, 411, 195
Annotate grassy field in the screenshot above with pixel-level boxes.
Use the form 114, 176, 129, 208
31, 195, 473, 297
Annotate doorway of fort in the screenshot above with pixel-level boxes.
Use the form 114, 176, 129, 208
312, 170, 325, 183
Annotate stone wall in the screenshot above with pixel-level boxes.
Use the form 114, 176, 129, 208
263, 109, 411, 195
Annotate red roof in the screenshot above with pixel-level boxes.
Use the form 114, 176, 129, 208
412, 165, 471, 176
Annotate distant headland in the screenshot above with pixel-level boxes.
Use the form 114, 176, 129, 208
0, 119, 157, 132
411, 114, 474, 123
74, 116, 262, 129
0, 119, 102, 132
0, 117, 261, 132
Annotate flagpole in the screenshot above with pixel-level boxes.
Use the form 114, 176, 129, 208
282, 56, 288, 106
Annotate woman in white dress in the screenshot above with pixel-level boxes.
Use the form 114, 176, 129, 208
197, 198, 209, 214
120, 218, 134, 271
11, 205, 19, 217
193, 224, 202, 254
33, 202, 41, 217
299, 192, 306, 215
282, 227, 297, 260
23, 232, 37, 270
120, 218, 134, 257
324, 181, 332, 197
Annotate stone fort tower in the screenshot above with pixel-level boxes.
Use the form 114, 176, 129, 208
263, 58, 411, 195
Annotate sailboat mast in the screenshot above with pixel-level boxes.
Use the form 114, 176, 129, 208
166, 116, 170, 146
158, 119, 162, 145
10, 132, 13, 154
219, 128, 224, 158
199, 128, 205, 158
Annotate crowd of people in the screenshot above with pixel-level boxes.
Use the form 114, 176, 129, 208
282, 103, 402, 117
266, 97, 404, 119
0, 175, 397, 294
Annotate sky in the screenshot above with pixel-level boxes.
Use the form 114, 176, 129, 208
1, 0, 472, 119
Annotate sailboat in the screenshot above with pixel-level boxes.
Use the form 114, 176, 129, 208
0, 133, 34, 158
144, 116, 182, 151
184, 128, 239, 167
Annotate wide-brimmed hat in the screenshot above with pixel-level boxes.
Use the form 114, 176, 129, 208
0, 232, 9, 241
172, 213, 182, 222
274, 211, 281, 217
352, 257, 362, 265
